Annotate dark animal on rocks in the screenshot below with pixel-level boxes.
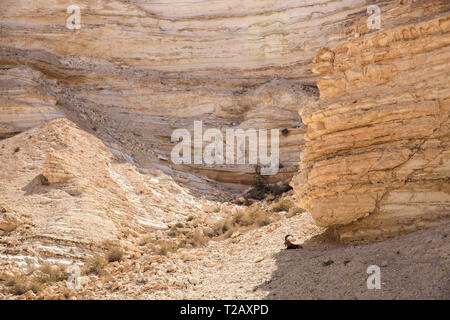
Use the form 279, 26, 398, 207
284, 235, 302, 249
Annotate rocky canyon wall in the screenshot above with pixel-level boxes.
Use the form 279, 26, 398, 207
292, 1, 450, 242
1, 0, 449, 241
1, 0, 407, 188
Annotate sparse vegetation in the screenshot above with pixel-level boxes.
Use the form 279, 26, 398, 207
242, 167, 292, 201
6, 276, 42, 295
37, 264, 67, 284
212, 206, 273, 238
271, 199, 293, 212
187, 229, 209, 247
84, 254, 107, 275
156, 239, 179, 256
288, 207, 306, 218
106, 246, 124, 262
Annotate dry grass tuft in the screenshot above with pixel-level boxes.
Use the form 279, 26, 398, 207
37, 264, 67, 284
6, 276, 42, 295
271, 199, 293, 212
212, 206, 273, 238
84, 254, 107, 275
187, 229, 209, 247
106, 246, 124, 262
156, 240, 179, 256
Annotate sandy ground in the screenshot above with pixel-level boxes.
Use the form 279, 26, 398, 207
179, 214, 450, 300
0, 120, 448, 300
1, 203, 448, 300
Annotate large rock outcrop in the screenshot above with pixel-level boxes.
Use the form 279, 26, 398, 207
292, 3, 450, 242
0, 119, 212, 263
0, 66, 64, 138
0, 0, 409, 187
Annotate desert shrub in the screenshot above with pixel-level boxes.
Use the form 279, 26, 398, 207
6, 276, 42, 295
271, 199, 293, 212
212, 216, 233, 236
156, 240, 179, 256
269, 183, 292, 196
38, 264, 67, 283
84, 254, 107, 275
254, 211, 271, 227
187, 230, 209, 247
106, 246, 124, 262
138, 235, 154, 246
211, 207, 272, 239
233, 208, 272, 227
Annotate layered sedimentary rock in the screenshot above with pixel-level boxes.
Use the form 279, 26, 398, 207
292, 3, 450, 242
1, 0, 449, 242
0, 118, 217, 263
0, 66, 64, 138
0, 0, 409, 186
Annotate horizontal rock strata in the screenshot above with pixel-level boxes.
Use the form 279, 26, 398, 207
292, 3, 450, 242
0, 119, 213, 263
0, 66, 64, 138
0, 0, 409, 186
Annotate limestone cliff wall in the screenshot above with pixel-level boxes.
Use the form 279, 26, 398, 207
0, 66, 64, 138
0, 0, 404, 186
292, 3, 450, 242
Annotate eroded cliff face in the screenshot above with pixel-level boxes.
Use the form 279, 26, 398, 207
292, 3, 450, 242
0, 0, 406, 187
0, 66, 64, 138
1, 0, 449, 242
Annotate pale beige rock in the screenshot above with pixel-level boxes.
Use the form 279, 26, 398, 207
0, 0, 403, 187
0, 66, 64, 138
292, 5, 450, 243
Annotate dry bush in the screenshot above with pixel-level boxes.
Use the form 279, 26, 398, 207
156, 240, 179, 256
212, 216, 234, 237
84, 254, 107, 275
211, 207, 272, 238
37, 264, 67, 283
138, 235, 154, 246
233, 207, 271, 227
6, 276, 42, 295
271, 199, 293, 212
106, 246, 124, 262
187, 229, 209, 247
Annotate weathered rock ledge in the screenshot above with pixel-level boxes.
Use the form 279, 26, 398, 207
292, 4, 450, 242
